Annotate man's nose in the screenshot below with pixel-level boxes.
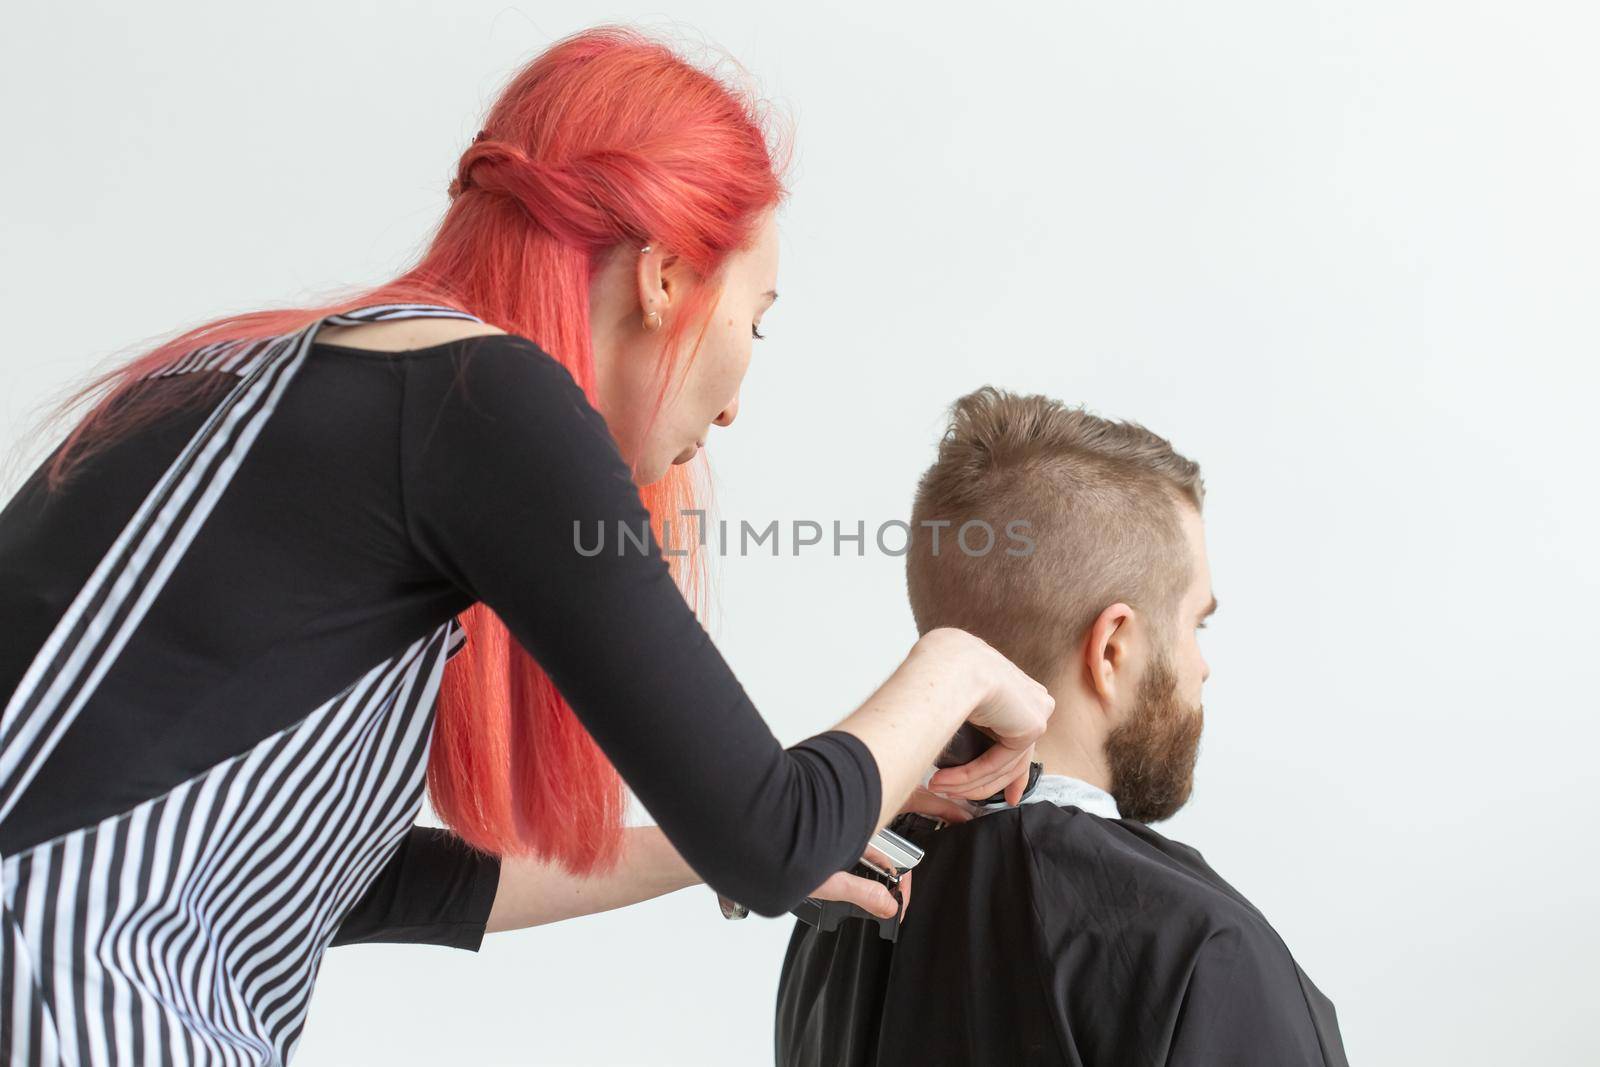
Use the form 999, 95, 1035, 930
714, 393, 740, 427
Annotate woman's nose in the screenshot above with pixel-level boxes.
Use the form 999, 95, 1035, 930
714, 393, 740, 427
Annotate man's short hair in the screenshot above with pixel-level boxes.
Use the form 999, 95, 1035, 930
907, 387, 1205, 680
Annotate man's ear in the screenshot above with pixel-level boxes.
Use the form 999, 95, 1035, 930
1085, 603, 1135, 711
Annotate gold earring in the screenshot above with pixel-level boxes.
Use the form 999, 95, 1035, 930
644, 309, 662, 331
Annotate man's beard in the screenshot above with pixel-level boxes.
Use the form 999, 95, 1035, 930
1104, 648, 1204, 824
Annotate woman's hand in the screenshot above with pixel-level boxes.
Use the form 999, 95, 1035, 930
806, 868, 900, 919
834, 626, 1054, 832
805, 785, 975, 919
917, 628, 1054, 806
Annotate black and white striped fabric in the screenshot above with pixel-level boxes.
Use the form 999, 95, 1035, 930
0, 304, 479, 1065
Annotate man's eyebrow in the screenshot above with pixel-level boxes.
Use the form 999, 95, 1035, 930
1200, 595, 1218, 619
763, 289, 779, 302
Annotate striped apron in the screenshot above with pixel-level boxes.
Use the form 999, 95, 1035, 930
0, 304, 483, 1065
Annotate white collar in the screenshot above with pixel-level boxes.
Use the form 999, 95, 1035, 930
975, 773, 1122, 820
919, 768, 1123, 821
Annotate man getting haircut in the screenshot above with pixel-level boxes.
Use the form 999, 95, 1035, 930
776, 387, 1349, 1066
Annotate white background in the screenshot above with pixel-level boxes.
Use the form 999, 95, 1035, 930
4, 3, 1597, 1064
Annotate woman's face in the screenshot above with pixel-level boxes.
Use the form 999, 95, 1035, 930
592, 211, 779, 484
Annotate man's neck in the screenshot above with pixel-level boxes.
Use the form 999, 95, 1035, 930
1031, 697, 1114, 794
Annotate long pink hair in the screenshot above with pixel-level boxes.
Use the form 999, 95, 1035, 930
33, 26, 788, 875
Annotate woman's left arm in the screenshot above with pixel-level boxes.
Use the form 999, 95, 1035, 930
330, 825, 700, 946
335, 782, 974, 949
490, 783, 975, 932
488, 827, 908, 932
486, 826, 698, 931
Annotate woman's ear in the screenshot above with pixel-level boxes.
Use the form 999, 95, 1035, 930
635, 245, 665, 320
634, 246, 686, 321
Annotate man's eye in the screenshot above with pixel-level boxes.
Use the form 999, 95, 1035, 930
1196, 622, 1208, 630
751, 325, 765, 340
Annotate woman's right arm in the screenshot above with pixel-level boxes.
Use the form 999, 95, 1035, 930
400, 337, 1051, 916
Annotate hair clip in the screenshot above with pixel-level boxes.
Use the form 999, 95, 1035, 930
473, 129, 491, 143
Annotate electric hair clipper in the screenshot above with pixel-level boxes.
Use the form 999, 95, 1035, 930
714, 826, 923, 940
787, 825, 924, 942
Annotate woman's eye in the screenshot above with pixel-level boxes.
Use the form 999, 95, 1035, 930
751, 325, 765, 340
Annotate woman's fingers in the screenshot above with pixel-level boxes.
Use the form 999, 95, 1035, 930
926, 740, 1020, 791
1004, 761, 1030, 806
808, 870, 898, 919
927, 740, 1034, 799
899, 785, 975, 823
932, 746, 1035, 804
961, 745, 1035, 801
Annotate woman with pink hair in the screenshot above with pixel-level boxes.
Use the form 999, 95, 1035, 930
0, 26, 1051, 1063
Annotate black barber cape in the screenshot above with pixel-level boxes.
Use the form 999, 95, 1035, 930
776, 801, 1349, 1066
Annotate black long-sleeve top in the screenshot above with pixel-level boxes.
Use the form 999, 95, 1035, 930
0, 329, 881, 959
